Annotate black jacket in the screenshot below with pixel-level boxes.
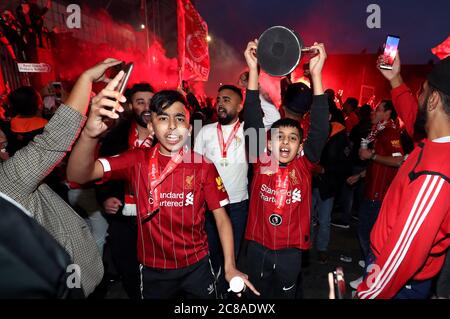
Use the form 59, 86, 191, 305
313, 122, 351, 200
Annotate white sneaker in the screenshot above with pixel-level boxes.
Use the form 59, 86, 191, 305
358, 260, 365, 268
350, 276, 363, 290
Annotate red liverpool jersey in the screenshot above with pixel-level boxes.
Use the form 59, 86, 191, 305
98, 148, 229, 269
364, 126, 403, 201
245, 154, 315, 250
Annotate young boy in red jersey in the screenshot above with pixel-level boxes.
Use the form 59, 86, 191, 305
241, 40, 329, 298
67, 71, 258, 298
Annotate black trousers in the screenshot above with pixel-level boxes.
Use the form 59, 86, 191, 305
141, 256, 217, 299
246, 240, 303, 299
107, 215, 140, 299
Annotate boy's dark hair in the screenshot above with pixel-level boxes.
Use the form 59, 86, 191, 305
8, 86, 41, 117
218, 84, 243, 101
381, 100, 397, 120
129, 83, 155, 100
150, 90, 188, 115
270, 118, 303, 141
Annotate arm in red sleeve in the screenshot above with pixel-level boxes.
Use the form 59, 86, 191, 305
357, 175, 450, 299
391, 83, 418, 138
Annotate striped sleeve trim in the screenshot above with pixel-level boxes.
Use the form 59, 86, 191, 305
358, 175, 445, 299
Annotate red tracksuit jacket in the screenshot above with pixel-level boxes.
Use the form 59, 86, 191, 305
356, 83, 450, 299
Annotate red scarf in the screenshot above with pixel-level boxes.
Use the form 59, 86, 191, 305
366, 119, 397, 144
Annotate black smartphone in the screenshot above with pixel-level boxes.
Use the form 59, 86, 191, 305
105, 62, 133, 106
333, 267, 346, 299
107, 61, 125, 80
380, 35, 400, 70
103, 62, 134, 126
117, 62, 134, 96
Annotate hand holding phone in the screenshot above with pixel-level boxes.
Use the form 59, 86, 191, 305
83, 71, 126, 139
104, 62, 133, 112
117, 62, 134, 96
379, 35, 400, 70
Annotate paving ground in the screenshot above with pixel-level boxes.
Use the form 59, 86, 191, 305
103, 213, 363, 299
303, 216, 363, 299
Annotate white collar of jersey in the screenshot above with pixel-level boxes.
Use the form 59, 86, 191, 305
432, 136, 450, 143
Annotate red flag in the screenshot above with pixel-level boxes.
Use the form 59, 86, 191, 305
431, 36, 450, 60
177, 0, 210, 82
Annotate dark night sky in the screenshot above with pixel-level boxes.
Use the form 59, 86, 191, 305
196, 0, 450, 64
51, 0, 449, 64
4, 0, 446, 95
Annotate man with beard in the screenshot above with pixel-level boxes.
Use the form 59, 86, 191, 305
194, 81, 278, 297
94, 83, 154, 299
356, 54, 450, 299
354, 100, 404, 264
350, 99, 404, 289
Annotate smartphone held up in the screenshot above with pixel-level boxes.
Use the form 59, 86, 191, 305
103, 62, 134, 126
379, 35, 400, 70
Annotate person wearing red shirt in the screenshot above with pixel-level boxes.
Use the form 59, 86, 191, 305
67, 73, 258, 299
342, 97, 360, 134
356, 100, 404, 265
356, 54, 450, 299
94, 82, 155, 299
242, 40, 329, 298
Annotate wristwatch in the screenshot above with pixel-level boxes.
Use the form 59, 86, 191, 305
370, 151, 377, 161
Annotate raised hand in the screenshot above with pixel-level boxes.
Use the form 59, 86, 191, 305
83, 58, 123, 84
309, 42, 327, 78
244, 39, 258, 71
377, 53, 403, 88
83, 71, 126, 138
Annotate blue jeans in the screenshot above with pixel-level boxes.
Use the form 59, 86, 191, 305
312, 188, 334, 252
358, 199, 382, 260
394, 280, 432, 299
205, 200, 249, 296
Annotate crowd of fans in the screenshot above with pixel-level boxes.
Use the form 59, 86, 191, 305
0, 0, 52, 62
0, 31, 449, 299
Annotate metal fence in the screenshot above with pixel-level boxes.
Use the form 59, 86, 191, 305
0, 44, 30, 92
